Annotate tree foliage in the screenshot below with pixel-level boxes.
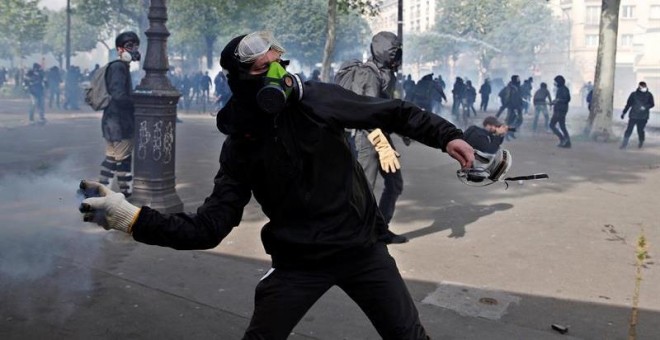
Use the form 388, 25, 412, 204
260, 0, 371, 67
321, 0, 379, 81
43, 9, 99, 67
0, 0, 48, 59
429, 0, 559, 73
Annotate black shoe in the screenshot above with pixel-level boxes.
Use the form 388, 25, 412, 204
639, 141, 644, 149
380, 231, 409, 244
560, 141, 571, 148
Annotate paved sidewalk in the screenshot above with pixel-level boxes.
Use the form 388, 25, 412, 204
1, 98, 659, 339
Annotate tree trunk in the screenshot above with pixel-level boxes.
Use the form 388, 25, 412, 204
586, 0, 621, 141
321, 0, 337, 82
205, 36, 215, 70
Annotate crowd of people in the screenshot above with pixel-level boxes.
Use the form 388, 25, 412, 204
0, 63, 99, 124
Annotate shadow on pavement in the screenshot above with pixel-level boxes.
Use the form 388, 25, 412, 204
401, 203, 514, 240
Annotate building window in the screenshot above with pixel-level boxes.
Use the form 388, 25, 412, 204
621, 5, 635, 19
586, 6, 600, 25
586, 34, 599, 47
620, 34, 633, 47
651, 5, 660, 19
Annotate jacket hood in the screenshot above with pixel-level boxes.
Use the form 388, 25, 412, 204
420, 74, 434, 81
554, 75, 566, 86
370, 31, 402, 70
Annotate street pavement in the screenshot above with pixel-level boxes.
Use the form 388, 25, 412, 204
1, 97, 659, 339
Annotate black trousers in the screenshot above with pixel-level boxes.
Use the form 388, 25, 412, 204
480, 95, 489, 111
623, 118, 648, 143
243, 244, 428, 340
550, 111, 570, 142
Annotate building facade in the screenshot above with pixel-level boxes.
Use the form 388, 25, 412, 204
547, 0, 660, 105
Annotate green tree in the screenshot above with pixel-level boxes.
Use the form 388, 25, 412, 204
431, 0, 557, 75
42, 9, 99, 68
75, 0, 148, 49
169, 0, 236, 70
260, 0, 371, 69
320, 0, 379, 81
0, 0, 48, 60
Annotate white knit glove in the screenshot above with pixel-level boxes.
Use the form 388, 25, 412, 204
367, 128, 401, 173
79, 180, 140, 233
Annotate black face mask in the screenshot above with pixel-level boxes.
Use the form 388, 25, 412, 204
229, 72, 267, 103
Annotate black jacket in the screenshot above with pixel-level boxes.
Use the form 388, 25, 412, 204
102, 61, 135, 141
463, 125, 504, 154
131, 81, 463, 269
623, 90, 654, 120
553, 85, 571, 114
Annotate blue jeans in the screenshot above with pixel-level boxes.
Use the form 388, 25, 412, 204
533, 104, 549, 132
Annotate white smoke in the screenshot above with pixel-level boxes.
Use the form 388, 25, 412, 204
0, 158, 105, 322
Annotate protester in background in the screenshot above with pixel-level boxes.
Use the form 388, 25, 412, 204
463, 116, 509, 154
479, 78, 491, 112
620, 81, 654, 149
199, 71, 212, 104
24, 63, 46, 124
0, 67, 7, 88
499, 75, 522, 139
214, 70, 230, 108
451, 77, 465, 118
335, 31, 409, 244
46, 66, 62, 109
310, 69, 321, 82
412, 73, 444, 113
520, 77, 533, 115
532, 82, 552, 133
97, 31, 140, 197
402, 74, 415, 100
465, 80, 477, 117
550, 75, 572, 148
64, 66, 82, 110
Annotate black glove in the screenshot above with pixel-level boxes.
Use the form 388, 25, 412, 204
621, 112, 626, 120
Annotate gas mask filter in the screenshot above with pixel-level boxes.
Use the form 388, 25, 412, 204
256, 61, 303, 115
119, 42, 141, 62
457, 149, 548, 188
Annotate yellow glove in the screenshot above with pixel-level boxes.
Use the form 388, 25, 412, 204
78, 180, 141, 233
367, 128, 401, 173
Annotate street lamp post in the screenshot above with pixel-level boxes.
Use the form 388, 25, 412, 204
65, 0, 71, 70
131, 0, 183, 213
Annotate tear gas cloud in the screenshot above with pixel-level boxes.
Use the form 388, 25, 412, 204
0, 158, 105, 321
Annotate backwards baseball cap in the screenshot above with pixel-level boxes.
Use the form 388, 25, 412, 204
483, 116, 503, 127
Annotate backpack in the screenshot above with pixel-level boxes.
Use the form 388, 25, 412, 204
334, 59, 381, 95
84, 61, 116, 111
498, 86, 511, 104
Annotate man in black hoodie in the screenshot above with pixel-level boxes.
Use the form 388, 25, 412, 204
621, 81, 655, 149
78, 31, 474, 339
550, 75, 572, 148
336, 31, 409, 244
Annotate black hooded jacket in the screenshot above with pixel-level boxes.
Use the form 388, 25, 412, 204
102, 61, 135, 141
131, 81, 463, 269
623, 89, 654, 120
553, 76, 571, 114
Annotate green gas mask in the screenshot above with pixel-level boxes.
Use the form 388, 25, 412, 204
256, 61, 303, 114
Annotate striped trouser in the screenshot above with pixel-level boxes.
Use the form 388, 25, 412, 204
99, 139, 134, 197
